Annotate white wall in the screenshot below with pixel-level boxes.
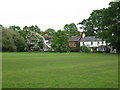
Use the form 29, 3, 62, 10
44, 40, 51, 48
80, 41, 106, 47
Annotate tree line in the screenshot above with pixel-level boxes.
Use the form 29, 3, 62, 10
0, 1, 120, 52
1, 23, 79, 52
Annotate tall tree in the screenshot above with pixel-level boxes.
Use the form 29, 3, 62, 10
97, 1, 120, 52
64, 23, 79, 36
51, 30, 70, 52
79, 1, 120, 52
78, 9, 104, 36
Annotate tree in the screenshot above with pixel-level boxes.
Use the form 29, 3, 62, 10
29, 25, 41, 33
79, 1, 120, 52
2, 26, 26, 52
9, 25, 21, 31
44, 28, 55, 35
51, 30, 70, 52
78, 9, 104, 36
97, 1, 120, 52
20, 25, 41, 39
25, 31, 45, 51
64, 23, 79, 36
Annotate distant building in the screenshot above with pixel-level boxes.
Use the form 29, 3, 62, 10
43, 34, 53, 51
69, 37, 80, 48
42, 32, 116, 53
80, 36, 107, 52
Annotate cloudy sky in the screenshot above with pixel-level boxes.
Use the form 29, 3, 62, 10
0, 0, 112, 31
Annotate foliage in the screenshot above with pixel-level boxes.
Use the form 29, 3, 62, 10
51, 30, 70, 52
96, 1, 120, 52
25, 31, 45, 51
43, 28, 55, 35
92, 47, 97, 53
29, 25, 41, 33
70, 47, 78, 52
81, 45, 90, 52
2, 27, 26, 52
79, 1, 120, 52
21, 25, 41, 37
64, 23, 79, 36
9, 25, 21, 31
79, 9, 104, 36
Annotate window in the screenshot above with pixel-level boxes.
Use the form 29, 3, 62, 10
91, 42, 93, 45
102, 41, 104, 44
97, 42, 99, 45
83, 42, 84, 45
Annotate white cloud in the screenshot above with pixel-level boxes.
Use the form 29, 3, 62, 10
0, 0, 112, 31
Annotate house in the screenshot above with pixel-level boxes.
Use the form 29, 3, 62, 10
69, 37, 80, 47
68, 36, 80, 51
43, 34, 53, 51
80, 36, 107, 52
68, 32, 85, 51
42, 32, 112, 52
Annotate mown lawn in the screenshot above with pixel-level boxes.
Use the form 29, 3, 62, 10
2, 52, 118, 88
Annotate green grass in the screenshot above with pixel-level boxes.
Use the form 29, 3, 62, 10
2, 52, 118, 88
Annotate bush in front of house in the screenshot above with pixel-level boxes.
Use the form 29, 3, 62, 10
70, 47, 78, 52
81, 45, 90, 52
92, 47, 97, 53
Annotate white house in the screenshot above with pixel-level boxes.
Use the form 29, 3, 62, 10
80, 36, 107, 52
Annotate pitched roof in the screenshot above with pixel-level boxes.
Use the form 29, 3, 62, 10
81, 36, 102, 42
43, 35, 53, 40
69, 37, 80, 42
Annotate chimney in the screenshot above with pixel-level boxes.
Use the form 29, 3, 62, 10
80, 32, 83, 39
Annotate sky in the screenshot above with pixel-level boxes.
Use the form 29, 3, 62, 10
0, 0, 112, 31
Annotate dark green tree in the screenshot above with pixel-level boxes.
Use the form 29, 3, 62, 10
44, 28, 55, 35
64, 23, 79, 36
51, 30, 70, 52
81, 45, 90, 52
97, 1, 120, 52
9, 25, 21, 31
79, 9, 104, 36
2, 27, 26, 52
79, 1, 120, 52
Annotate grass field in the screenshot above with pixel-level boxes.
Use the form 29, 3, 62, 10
2, 52, 118, 88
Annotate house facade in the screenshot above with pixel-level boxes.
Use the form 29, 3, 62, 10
69, 37, 80, 47
42, 32, 114, 53
80, 36, 107, 52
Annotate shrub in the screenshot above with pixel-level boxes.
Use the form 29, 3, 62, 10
81, 45, 90, 52
92, 47, 97, 53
